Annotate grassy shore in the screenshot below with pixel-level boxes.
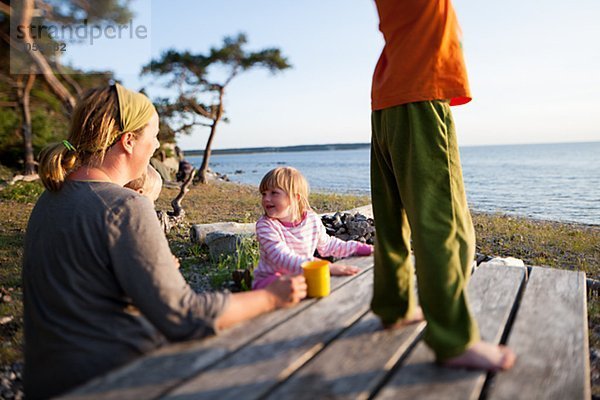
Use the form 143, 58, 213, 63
1, 177, 599, 393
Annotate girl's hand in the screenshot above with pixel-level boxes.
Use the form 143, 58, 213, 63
173, 255, 181, 269
330, 264, 360, 276
356, 243, 374, 256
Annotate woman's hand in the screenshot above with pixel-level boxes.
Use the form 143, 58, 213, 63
215, 275, 307, 330
265, 275, 307, 308
330, 264, 361, 276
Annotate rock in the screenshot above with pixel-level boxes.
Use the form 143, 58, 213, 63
333, 215, 343, 229
346, 219, 374, 237
205, 230, 256, 260
9, 173, 39, 184
0, 362, 23, 400
336, 233, 351, 241
190, 222, 257, 260
321, 208, 376, 245
475, 253, 492, 265
479, 256, 525, 268
189, 222, 255, 244
214, 172, 230, 182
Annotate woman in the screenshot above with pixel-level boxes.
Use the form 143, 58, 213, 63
22, 84, 306, 399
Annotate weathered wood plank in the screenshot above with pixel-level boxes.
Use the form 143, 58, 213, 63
374, 265, 526, 400
61, 256, 374, 400
487, 267, 590, 400
162, 267, 376, 400
266, 311, 425, 400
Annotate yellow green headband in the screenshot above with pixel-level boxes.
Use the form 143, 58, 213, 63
114, 83, 156, 134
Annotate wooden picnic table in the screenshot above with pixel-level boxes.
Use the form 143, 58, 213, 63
63, 256, 590, 400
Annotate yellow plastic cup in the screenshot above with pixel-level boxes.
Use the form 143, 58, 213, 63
301, 260, 331, 298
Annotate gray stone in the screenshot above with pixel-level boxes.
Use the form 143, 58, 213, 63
479, 256, 525, 268
321, 205, 376, 245
346, 219, 374, 237
189, 222, 255, 244
205, 230, 256, 260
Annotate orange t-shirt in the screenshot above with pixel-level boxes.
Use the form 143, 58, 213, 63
371, 0, 471, 110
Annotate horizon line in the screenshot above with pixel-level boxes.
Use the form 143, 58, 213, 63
181, 139, 600, 154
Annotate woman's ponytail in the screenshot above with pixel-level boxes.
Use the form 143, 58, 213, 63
38, 143, 77, 191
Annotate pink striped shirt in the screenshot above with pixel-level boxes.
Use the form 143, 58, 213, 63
252, 210, 364, 289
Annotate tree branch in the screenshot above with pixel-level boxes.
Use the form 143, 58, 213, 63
183, 97, 216, 120
53, 58, 83, 95
169, 168, 197, 218
172, 120, 211, 134
223, 66, 240, 88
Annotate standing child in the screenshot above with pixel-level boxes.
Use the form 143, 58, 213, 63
369, 0, 515, 371
252, 167, 373, 289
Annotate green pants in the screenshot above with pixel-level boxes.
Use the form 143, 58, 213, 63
370, 100, 480, 361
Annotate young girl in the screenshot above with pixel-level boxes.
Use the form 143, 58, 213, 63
125, 164, 163, 203
252, 167, 374, 289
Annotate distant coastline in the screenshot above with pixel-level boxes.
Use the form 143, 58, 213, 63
183, 140, 600, 156
184, 142, 370, 156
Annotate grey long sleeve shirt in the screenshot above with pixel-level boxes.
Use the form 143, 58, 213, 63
22, 181, 229, 399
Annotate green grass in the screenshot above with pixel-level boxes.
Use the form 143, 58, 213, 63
472, 212, 599, 279
0, 199, 31, 366
210, 237, 260, 291
0, 181, 45, 203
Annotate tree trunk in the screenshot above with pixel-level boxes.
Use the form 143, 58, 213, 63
198, 90, 224, 184
197, 120, 219, 184
16, 68, 37, 175
15, 0, 75, 113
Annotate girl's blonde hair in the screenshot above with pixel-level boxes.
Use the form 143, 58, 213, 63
125, 165, 162, 198
38, 86, 146, 191
259, 167, 311, 222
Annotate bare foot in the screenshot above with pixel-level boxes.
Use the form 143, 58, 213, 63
442, 341, 516, 372
382, 306, 425, 329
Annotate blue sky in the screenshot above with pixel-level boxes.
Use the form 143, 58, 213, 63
63, 0, 600, 151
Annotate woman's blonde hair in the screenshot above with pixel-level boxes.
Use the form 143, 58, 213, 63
259, 167, 311, 222
38, 86, 146, 191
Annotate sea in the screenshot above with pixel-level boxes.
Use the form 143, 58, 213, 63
187, 141, 600, 226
